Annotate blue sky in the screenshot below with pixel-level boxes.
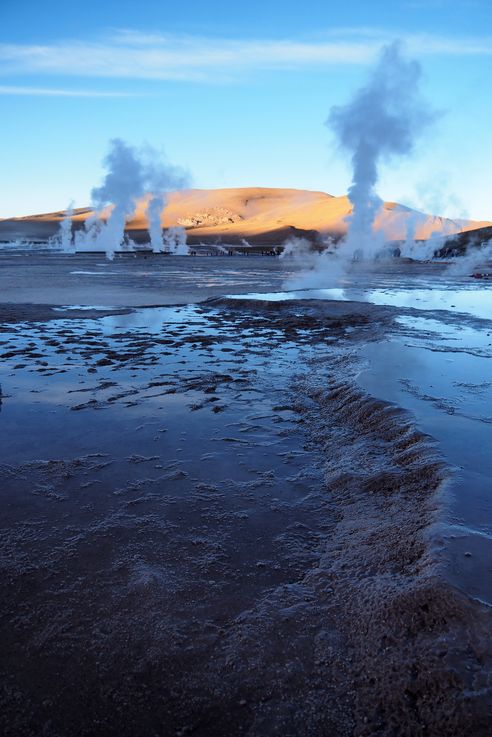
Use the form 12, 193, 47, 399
1, 0, 491, 219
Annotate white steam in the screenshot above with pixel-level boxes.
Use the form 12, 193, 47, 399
147, 194, 166, 253
61, 139, 189, 259
281, 236, 345, 288
59, 202, 75, 252
143, 148, 188, 253
87, 139, 145, 259
162, 226, 188, 255
328, 41, 433, 260
47, 202, 75, 252
284, 42, 435, 287
447, 237, 492, 275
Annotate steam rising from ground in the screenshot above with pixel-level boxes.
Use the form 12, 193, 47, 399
329, 42, 433, 260
284, 43, 435, 287
59, 202, 74, 252
57, 139, 189, 259
446, 239, 492, 275
143, 146, 189, 254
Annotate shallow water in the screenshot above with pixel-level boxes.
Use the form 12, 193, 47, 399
231, 275, 492, 604
228, 275, 492, 320
358, 318, 492, 605
0, 302, 332, 657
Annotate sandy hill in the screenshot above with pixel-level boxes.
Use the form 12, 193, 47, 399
1, 187, 490, 245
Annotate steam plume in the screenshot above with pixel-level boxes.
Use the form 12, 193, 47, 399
328, 42, 433, 260
163, 226, 188, 255
74, 139, 190, 259
143, 149, 188, 253
59, 202, 75, 252
147, 195, 166, 253
89, 139, 145, 259
49, 202, 75, 253
447, 237, 492, 275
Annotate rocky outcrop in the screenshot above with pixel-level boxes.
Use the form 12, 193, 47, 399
177, 207, 243, 229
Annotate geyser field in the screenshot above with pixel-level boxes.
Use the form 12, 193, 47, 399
1, 41, 492, 737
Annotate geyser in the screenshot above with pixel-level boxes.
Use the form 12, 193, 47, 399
89, 139, 146, 259
59, 202, 74, 253
63, 139, 190, 259
143, 147, 189, 254
283, 42, 435, 288
329, 41, 434, 260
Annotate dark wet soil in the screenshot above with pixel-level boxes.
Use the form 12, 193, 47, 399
0, 303, 132, 325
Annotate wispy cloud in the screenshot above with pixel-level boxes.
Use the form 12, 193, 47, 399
0, 85, 139, 97
404, 0, 480, 7
0, 28, 490, 83
0, 34, 373, 83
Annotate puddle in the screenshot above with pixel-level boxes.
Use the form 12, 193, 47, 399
228, 280, 492, 320
53, 304, 120, 311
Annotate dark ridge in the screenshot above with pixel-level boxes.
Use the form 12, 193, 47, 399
436, 226, 492, 257
296, 373, 492, 736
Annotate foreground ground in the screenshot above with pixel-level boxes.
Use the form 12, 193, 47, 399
1, 254, 491, 736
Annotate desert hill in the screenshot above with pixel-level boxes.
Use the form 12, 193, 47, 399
1, 187, 490, 246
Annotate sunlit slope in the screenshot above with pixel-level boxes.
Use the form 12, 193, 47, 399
1, 187, 490, 244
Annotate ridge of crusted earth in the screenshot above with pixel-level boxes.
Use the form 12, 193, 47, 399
293, 354, 492, 736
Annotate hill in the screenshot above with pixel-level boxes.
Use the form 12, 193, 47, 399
1, 188, 490, 247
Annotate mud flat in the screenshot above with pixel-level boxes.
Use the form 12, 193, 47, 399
0, 253, 491, 736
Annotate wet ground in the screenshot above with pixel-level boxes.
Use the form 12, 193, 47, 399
1, 254, 491, 736
242, 277, 492, 605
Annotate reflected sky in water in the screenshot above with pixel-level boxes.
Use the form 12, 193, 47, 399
227, 276, 492, 320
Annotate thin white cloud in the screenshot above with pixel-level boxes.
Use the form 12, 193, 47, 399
0, 85, 139, 97
0, 29, 490, 83
404, 0, 480, 7
0, 37, 374, 82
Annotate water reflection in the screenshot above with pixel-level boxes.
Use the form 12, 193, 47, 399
228, 280, 492, 320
